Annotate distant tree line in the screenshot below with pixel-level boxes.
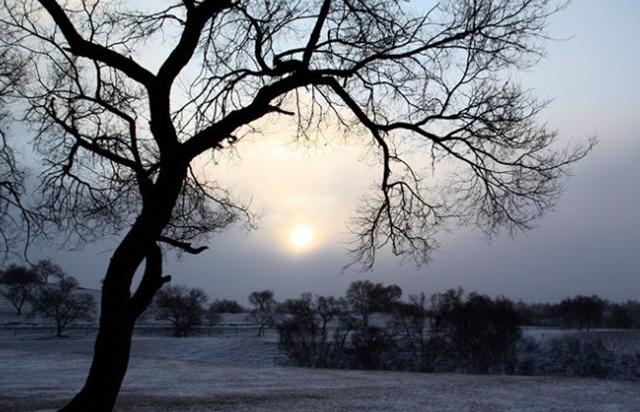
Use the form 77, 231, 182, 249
261, 281, 639, 379
514, 295, 640, 330
3, 267, 639, 379
4, 263, 638, 344
272, 282, 523, 374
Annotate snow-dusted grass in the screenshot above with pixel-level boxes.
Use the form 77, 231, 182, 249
1, 335, 639, 411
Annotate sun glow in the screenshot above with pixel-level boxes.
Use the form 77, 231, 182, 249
289, 224, 314, 250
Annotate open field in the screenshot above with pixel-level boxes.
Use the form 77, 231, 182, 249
1, 335, 639, 412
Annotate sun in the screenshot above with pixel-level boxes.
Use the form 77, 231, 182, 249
289, 224, 314, 249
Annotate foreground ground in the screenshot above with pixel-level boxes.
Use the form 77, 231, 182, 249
1, 336, 639, 411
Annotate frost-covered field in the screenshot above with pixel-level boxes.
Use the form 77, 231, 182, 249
523, 327, 640, 355
1, 335, 640, 412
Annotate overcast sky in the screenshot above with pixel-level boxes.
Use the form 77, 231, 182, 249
30, 0, 640, 304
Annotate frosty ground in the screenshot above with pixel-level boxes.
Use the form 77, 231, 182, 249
1, 335, 639, 412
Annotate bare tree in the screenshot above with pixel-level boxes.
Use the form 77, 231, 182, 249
33, 258, 66, 284
316, 295, 346, 343
206, 298, 244, 325
277, 293, 348, 367
0, 0, 591, 409
0, 264, 40, 314
153, 284, 208, 336
431, 291, 521, 373
346, 280, 375, 327
208, 298, 246, 314
392, 292, 431, 371
248, 289, 277, 336
346, 280, 402, 327
30, 274, 96, 337
559, 295, 605, 331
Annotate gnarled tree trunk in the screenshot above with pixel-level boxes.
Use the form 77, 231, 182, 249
59, 164, 186, 411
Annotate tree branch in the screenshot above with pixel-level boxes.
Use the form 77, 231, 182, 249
183, 74, 312, 158
303, 0, 332, 66
158, 236, 208, 255
37, 0, 155, 87
157, 0, 233, 87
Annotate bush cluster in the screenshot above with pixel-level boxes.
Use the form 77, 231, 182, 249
277, 285, 522, 374
275, 283, 640, 380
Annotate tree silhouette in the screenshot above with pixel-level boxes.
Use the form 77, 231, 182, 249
277, 293, 348, 367
346, 280, 402, 327
33, 258, 67, 284
392, 292, 431, 371
559, 295, 605, 330
153, 284, 208, 337
248, 289, 277, 336
1, 0, 591, 409
208, 298, 246, 314
30, 273, 96, 337
0, 264, 40, 314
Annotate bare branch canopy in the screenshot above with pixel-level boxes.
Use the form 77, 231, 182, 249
0, 0, 591, 409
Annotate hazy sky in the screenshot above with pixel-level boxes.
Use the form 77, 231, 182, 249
31, 0, 640, 304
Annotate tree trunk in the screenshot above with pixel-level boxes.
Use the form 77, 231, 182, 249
59, 161, 187, 411
58, 238, 146, 411
58, 312, 135, 411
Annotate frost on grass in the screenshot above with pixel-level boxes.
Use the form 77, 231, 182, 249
1, 336, 640, 412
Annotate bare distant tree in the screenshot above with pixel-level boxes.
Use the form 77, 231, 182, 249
153, 284, 208, 337
430, 289, 521, 372
346, 280, 375, 327
559, 295, 605, 331
32, 258, 66, 284
209, 298, 246, 314
316, 295, 347, 343
206, 298, 246, 326
346, 280, 402, 327
248, 289, 277, 336
0, 264, 40, 314
0, 0, 592, 408
392, 293, 431, 371
30, 274, 96, 337
276, 293, 348, 367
